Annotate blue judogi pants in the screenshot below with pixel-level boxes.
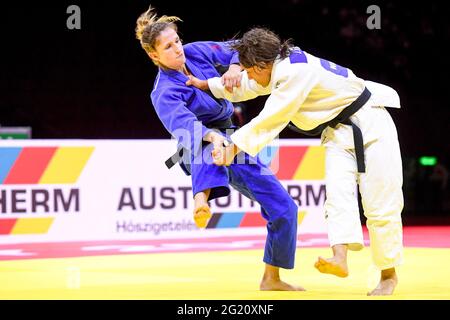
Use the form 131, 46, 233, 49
181, 142, 298, 269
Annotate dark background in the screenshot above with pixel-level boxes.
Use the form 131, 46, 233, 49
1, 0, 449, 220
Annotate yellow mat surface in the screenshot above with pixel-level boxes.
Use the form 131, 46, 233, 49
1, 247, 449, 300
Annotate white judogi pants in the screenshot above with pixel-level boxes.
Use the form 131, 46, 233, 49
322, 103, 404, 270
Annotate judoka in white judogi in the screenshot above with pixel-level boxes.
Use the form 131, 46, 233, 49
205, 46, 404, 285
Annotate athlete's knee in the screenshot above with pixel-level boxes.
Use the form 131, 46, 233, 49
278, 201, 298, 225
285, 198, 298, 220
268, 215, 297, 236
365, 207, 403, 225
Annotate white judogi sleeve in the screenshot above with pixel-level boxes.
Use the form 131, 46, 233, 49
230, 64, 319, 157
364, 80, 401, 109
207, 50, 367, 156
207, 71, 271, 102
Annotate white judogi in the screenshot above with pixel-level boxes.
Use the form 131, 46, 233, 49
208, 48, 403, 270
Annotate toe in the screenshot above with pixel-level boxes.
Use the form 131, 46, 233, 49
194, 207, 212, 228
318, 256, 328, 264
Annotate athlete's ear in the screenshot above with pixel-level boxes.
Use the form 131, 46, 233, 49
259, 62, 271, 71
149, 51, 159, 62
255, 65, 264, 73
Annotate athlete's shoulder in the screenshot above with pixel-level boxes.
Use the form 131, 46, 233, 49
184, 41, 230, 55
184, 41, 216, 52
275, 49, 313, 75
151, 72, 188, 100
151, 71, 170, 93
278, 48, 314, 69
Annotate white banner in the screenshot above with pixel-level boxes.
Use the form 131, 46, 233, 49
0, 139, 327, 244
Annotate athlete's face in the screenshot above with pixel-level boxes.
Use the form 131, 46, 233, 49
244, 64, 272, 87
150, 27, 185, 71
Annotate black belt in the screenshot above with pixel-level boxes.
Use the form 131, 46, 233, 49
165, 147, 184, 170
165, 118, 234, 169
288, 87, 371, 173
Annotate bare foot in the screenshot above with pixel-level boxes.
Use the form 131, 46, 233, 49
193, 205, 212, 228
193, 190, 212, 228
367, 268, 398, 296
260, 278, 306, 291
260, 263, 305, 291
314, 256, 348, 278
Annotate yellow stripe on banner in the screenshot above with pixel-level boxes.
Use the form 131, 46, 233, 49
293, 146, 325, 180
11, 217, 54, 235
39, 147, 94, 184
297, 210, 307, 225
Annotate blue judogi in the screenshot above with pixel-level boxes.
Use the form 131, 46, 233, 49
150, 41, 298, 269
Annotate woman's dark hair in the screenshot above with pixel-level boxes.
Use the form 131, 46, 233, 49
231, 28, 293, 68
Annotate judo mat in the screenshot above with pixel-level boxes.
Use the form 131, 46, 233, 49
1, 226, 449, 300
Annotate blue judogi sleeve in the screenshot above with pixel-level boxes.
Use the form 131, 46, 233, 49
151, 83, 213, 156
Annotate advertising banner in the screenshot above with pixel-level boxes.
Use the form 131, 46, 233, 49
0, 139, 326, 244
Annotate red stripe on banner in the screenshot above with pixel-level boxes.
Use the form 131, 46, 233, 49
3, 147, 57, 184
271, 146, 308, 180
0, 219, 18, 235
239, 212, 267, 227
0, 226, 449, 261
